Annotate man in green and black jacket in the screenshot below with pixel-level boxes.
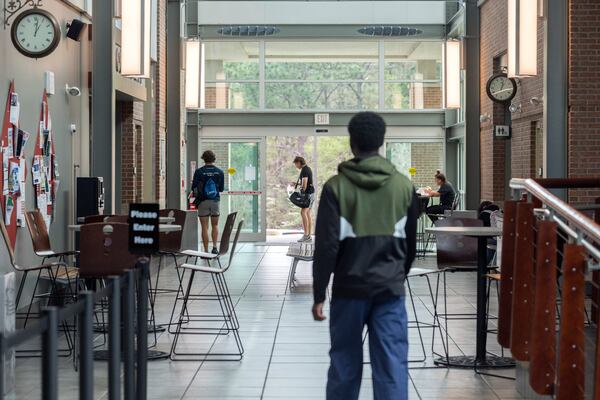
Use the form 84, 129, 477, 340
312, 112, 418, 400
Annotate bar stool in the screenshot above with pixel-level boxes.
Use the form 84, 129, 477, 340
170, 219, 244, 361
152, 209, 187, 300
167, 212, 237, 331
0, 213, 74, 357
22, 211, 79, 323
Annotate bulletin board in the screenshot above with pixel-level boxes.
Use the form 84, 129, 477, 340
32, 90, 58, 229
0, 81, 29, 250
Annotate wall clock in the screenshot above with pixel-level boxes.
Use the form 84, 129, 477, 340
11, 8, 61, 59
486, 73, 518, 104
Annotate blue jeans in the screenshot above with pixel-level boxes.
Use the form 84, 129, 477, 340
327, 296, 408, 400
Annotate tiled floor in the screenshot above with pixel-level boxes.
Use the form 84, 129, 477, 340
10, 243, 523, 400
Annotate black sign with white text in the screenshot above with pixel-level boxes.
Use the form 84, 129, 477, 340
128, 203, 160, 254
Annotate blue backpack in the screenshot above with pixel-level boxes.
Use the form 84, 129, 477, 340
203, 177, 218, 199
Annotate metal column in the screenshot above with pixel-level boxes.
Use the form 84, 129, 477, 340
91, 0, 116, 213
543, 0, 568, 198
166, 0, 183, 209
464, 1, 481, 210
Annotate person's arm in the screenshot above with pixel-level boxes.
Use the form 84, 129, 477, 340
191, 170, 200, 191
427, 189, 441, 197
301, 177, 309, 192
312, 184, 340, 320
219, 171, 225, 192
404, 190, 419, 275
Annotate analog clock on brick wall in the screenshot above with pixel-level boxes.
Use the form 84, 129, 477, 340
11, 8, 61, 59
486, 73, 518, 104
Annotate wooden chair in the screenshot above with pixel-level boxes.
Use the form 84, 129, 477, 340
83, 215, 114, 224
78, 223, 139, 279
24, 210, 78, 263
0, 212, 74, 356
104, 215, 129, 224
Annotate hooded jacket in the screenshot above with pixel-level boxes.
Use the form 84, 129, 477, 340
312, 155, 419, 303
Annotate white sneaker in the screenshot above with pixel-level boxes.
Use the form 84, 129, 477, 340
303, 235, 313, 243
297, 235, 307, 243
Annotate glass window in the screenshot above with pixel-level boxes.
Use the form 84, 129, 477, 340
200, 40, 445, 111
386, 141, 444, 188
384, 41, 443, 110
265, 42, 378, 81
265, 41, 378, 110
204, 82, 259, 110
204, 41, 259, 81
265, 82, 378, 110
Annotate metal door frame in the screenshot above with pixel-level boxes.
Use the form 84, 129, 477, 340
200, 137, 267, 242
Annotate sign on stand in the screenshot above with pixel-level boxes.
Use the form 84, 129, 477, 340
128, 203, 160, 254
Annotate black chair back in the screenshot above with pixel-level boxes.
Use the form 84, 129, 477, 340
218, 212, 238, 256
435, 217, 483, 270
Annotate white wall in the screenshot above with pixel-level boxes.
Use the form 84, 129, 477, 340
0, 0, 90, 307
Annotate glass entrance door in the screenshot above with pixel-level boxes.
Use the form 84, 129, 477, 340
200, 139, 266, 242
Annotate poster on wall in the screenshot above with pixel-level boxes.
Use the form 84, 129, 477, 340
0, 81, 28, 250
32, 90, 57, 229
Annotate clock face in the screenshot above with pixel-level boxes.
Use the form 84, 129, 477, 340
11, 9, 60, 58
486, 74, 517, 103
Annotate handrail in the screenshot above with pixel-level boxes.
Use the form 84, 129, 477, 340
510, 178, 600, 246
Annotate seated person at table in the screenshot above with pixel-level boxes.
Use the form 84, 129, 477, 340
424, 172, 456, 221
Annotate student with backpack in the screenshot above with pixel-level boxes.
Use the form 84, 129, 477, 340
192, 150, 225, 254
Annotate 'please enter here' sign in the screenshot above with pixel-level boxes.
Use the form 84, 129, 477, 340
128, 203, 160, 254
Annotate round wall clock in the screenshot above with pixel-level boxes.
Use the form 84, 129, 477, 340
486, 73, 518, 104
11, 8, 61, 59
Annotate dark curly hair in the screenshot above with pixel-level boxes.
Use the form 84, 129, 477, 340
348, 112, 386, 152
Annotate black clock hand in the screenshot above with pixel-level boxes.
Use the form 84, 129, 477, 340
34, 21, 40, 37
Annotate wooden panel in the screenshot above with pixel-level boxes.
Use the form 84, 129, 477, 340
510, 202, 535, 361
556, 244, 586, 400
529, 220, 558, 395
498, 200, 520, 348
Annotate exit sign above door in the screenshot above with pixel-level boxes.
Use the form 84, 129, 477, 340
314, 113, 330, 125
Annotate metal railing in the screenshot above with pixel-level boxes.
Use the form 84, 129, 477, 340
499, 177, 600, 400
0, 260, 150, 400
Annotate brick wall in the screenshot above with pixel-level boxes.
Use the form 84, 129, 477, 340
120, 101, 144, 211
479, 0, 544, 203
154, 0, 167, 207
480, 0, 600, 205
411, 142, 444, 188
568, 0, 600, 204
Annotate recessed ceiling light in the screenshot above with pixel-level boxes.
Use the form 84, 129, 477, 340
217, 26, 280, 37
358, 26, 423, 37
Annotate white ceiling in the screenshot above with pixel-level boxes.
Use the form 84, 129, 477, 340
197, 1, 447, 25
204, 40, 442, 62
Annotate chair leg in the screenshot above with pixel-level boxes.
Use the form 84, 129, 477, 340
406, 278, 426, 363
170, 267, 244, 361
170, 269, 196, 359
15, 271, 28, 312
23, 269, 43, 328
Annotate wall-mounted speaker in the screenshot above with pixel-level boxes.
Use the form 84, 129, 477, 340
66, 19, 86, 41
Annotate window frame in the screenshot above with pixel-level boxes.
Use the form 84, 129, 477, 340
201, 39, 445, 112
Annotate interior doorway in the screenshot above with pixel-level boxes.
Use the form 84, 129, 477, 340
265, 134, 352, 242
199, 139, 266, 242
